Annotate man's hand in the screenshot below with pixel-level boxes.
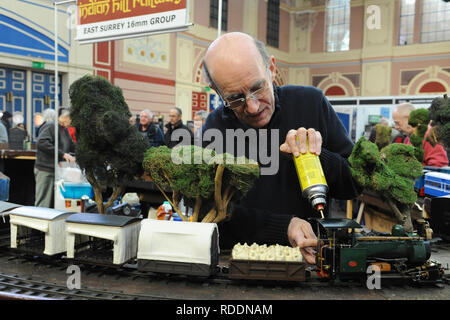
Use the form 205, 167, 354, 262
63, 153, 76, 163
287, 217, 318, 264
280, 127, 322, 157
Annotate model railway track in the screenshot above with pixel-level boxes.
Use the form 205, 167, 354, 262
0, 271, 178, 300
1, 247, 448, 292
1, 226, 449, 300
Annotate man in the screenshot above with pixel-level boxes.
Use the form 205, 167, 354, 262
202, 32, 361, 264
138, 109, 165, 148
0, 120, 7, 145
153, 113, 164, 131
392, 103, 415, 143
164, 107, 193, 148
1, 111, 12, 140
34, 108, 76, 208
37, 108, 57, 138
8, 122, 29, 150
393, 103, 448, 167
193, 110, 207, 145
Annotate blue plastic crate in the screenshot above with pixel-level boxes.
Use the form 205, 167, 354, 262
59, 182, 94, 199
0, 173, 9, 201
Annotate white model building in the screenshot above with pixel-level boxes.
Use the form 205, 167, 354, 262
65, 213, 141, 265
9, 206, 73, 255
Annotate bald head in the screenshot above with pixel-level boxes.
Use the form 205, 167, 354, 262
393, 103, 415, 135
394, 103, 415, 117
204, 33, 270, 90
202, 32, 277, 128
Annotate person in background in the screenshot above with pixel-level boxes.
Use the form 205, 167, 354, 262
193, 110, 207, 145
187, 121, 194, 134
0, 119, 7, 145
8, 122, 29, 150
34, 107, 76, 208
137, 109, 165, 148
67, 126, 77, 143
1, 111, 12, 140
37, 109, 57, 137
393, 102, 448, 167
164, 107, 193, 148
392, 103, 415, 144
390, 127, 404, 144
153, 114, 164, 131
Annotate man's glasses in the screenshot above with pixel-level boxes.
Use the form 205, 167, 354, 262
224, 85, 270, 110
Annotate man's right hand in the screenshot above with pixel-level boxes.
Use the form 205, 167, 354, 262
63, 153, 76, 163
287, 217, 318, 264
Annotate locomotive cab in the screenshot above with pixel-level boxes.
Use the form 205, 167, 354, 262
314, 218, 364, 280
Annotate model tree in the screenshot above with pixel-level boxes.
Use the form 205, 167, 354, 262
427, 94, 450, 149
374, 123, 392, 150
143, 145, 260, 223
69, 74, 149, 214
408, 108, 429, 163
349, 137, 423, 232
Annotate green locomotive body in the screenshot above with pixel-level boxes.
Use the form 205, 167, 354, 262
316, 219, 444, 283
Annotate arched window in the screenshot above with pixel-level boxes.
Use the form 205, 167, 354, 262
419, 81, 446, 93
325, 86, 346, 96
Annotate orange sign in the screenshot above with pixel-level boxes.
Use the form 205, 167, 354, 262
76, 0, 190, 44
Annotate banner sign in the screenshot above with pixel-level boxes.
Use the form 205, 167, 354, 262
209, 93, 224, 111
76, 0, 191, 44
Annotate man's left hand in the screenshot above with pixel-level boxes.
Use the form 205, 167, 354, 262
280, 127, 322, 157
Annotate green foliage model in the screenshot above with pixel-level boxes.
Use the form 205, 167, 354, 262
374, 123, 392, 150
69, 75, 150, 214
408, 108, 429, 163
143, 145, 260, 223
349, 137, 423, 231
427, 94, 450, 149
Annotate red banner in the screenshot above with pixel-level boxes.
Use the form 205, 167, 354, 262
77, 0, 187, 25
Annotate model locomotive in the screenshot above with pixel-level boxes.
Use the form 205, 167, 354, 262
314, 218, 444, 283
3, 204, 446, 285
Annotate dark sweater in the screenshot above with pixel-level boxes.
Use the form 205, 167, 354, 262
202, 85, 362, 249
138, 123, 165, 148
8, 127, 27, 150
35, 121, 76, 172
164, 120, 194, 148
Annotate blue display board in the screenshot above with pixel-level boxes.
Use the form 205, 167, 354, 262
336, 112, 350, 134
